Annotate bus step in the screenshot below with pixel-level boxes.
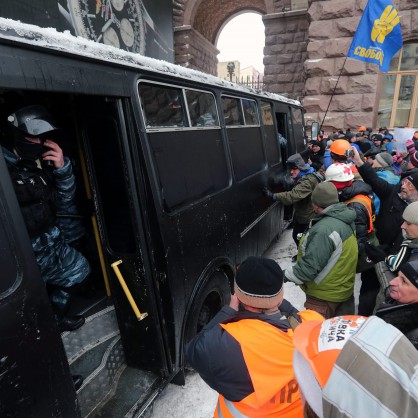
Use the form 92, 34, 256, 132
61, 306, 124, 417
88, 366, 160, 418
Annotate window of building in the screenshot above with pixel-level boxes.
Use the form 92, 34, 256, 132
377, 42, 418, 128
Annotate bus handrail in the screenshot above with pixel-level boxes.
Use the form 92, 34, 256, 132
111, 260, 148, 321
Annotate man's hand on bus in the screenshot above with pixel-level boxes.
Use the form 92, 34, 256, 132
42, 139, 65, 169
263, 187, 276, 200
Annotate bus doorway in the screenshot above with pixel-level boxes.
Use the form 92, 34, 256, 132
0, 145, 80, 418
0, 91, 173, 417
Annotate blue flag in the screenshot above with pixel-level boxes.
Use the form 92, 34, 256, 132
347, 0, 402, 72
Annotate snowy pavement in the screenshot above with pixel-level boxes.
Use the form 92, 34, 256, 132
150, 228, 360, 417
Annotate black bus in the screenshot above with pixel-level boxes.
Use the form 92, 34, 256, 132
0, 18, 307, 417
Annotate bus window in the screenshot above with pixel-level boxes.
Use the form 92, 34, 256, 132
242, 99, 259, 126
139, 83, 187, 128
261, 101, 280, 166
221, 96, 244, 126
185, 90, 219, 127
222, 95, 265, 180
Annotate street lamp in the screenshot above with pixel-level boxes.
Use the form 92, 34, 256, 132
227, 62, 235, 82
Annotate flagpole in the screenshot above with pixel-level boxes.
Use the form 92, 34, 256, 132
320, 56, 348, 130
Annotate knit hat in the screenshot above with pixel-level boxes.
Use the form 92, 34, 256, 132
234, 256, 284, 309
399, 260, 418, 289
405, 172, 418, 190
358, 125, 366, 132
406, 139, 418, 167
402, 202, 418, 225
375, 152, 393, 168
309, 140, 322, 147
393, 152, 404, 165
286, 153, 309, 171
364, 147, 380, 158
311, 182, 339, 208
372, 134, 383, 142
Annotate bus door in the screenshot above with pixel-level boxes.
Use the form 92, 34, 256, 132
0, 148, 79, 417
76, 96, 172, 376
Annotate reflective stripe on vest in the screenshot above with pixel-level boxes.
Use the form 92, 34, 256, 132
215, 396, 249, 418
344, 194, 374, 233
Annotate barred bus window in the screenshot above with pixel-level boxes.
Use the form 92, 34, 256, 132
261, 101, 280, 166
139, 83, 187, 128
242, 99, 259, 126
222, 96, 244, 126
185, 90, 219, 127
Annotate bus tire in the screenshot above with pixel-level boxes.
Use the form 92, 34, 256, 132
185, 271, 231, 343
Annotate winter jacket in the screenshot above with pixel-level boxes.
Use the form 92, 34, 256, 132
338, 180, 374, 253
322, 316, 418, 418
357, 162, 406, 248
374, 167, 400, 215
374, 238, 418, 310
285, 203, 358, 302
376, 301, 418, 350
300, 147, 325, 172
273, 171, 324, 224
185, 301, 323, 418
2, 146, 90, 307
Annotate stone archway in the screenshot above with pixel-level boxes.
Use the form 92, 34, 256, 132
172, 0, 309, 99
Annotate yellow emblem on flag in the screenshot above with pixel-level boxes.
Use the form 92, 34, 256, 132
371, 5, 400, 43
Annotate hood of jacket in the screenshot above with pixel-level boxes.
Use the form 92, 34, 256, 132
313, 202, 357, 227
338, 180, 373, 202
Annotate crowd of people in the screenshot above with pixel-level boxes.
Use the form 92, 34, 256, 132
187, 125, 418, 417
3, 103, 418, 415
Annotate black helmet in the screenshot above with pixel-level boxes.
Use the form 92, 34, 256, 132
7, 105, 59, 137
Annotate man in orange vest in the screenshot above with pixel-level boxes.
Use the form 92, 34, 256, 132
185, 256, 323, 417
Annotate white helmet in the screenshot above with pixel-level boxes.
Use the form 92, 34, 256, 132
325, 163, 354, 182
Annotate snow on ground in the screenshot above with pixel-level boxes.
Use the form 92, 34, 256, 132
150, 228, 360, 417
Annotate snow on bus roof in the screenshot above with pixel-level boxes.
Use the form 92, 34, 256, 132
0, 17, 300, 106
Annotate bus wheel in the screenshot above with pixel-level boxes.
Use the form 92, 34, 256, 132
185, 271, 231, 342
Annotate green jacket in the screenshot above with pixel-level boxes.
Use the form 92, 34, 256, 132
273, 172, 323, 224
285, 202, 358, 302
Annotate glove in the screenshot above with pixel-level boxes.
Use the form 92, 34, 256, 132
279, 298, 297, 315
364, 242, 387, 263
263, 187, 276, 200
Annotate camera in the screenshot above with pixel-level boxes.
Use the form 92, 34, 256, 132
344, 148, 355, 158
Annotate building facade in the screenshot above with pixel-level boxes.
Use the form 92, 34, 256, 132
173, 0, 418, 131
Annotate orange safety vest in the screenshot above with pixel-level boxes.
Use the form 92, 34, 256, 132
344, 194, 374, 233
214, 310, 323, 418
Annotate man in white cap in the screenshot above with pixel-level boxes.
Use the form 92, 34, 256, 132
185, 256, 322, 418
